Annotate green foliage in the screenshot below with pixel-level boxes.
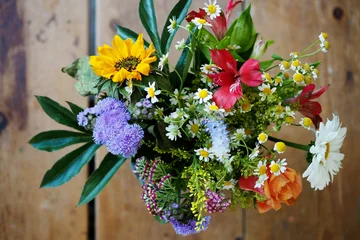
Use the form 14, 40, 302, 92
62, 57, 99, 96
41, 142, 100, 188
139, 0, 162, 54
78, 153, 126, 206
306, 141, 315, 164
271, 53, 284, 60
173, 37, 193, 90
66, 101, 84, 116
116, 24, 150, 47
29, 130, 92, 152
230, 187, 257, 209
260, 59, 275, 70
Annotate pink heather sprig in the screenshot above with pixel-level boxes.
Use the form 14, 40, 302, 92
158, 174, 171, 189
141, 183, 161, 216
204, 190, 231, 214
142, 159, 153, 181
149, 158, 161, 181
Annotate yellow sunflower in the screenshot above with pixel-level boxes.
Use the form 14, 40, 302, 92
90, 34, 157, 83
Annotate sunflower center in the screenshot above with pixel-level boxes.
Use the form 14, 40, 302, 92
259, 166, 267, 175
191, 124, 199, 133
324, 142, 330, 160
114, 56, 141, 71
208, 5, 217, 14
200, 150, 209, 158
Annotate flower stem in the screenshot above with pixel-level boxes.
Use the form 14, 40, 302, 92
268, 136, 310, 151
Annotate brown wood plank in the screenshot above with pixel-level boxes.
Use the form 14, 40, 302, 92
95, 0, 244, 239
0, 0, 89, 239
245, 0, 360, 239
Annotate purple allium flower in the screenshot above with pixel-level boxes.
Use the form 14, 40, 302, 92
170, 216, 211, 236
204, 190, 231, 213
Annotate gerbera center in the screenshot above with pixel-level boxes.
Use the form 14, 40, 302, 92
148, 88, 155, 98
324, 142, 330, 160
199, 89, 209, 98
207, 5, 217, 14
259, 166, 267, 175
191, 124, 199, 133
114, 56, 141, 71
200, 150, 209, 158
271, 164, 280, 173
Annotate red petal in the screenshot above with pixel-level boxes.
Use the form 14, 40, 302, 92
298, 84, 316, 103
208, 13, 228, 40
213, 84, 242, 110
186, 9, 206, 22
207, 71, 235, 86
238, 176, 265, 195
210, 49, 237, 72
299, 101, 323, 128
309, 84, 329, 100
239, 59, 262, 87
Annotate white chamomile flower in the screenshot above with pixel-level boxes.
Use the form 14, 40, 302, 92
279, 61, 290, 72
274, 142, 286, 154
312, 68, 320, 79
258, 83, 276, 101
232, 128, 248, 142
303, 114, 347, 190
125, 80, 133, 94
319, 32, 328, 43
170, 89, 187, 106
274, 76, 283, 86
175, 39, 186, 50
192, 17, 212, 29
270, 159, 287, 176
320, 41, 331, 53
195, 148, 212, 162
154, 107, 164, 117
203, 0, 221, 19
290, 51, 299, 59
249, 144, 260, 160
254, 160, 269, 188
293, 71, 305, 85
222, 179, 237, 191
201, 74, 214, 87
158, 52, 169, 71
285, 106, 296, 118
290, 59, 301, 71
200, 63, 220, 74
167, 16, 177, 33
165, 124, 182, 141
257, 133, 268, 144
262, 72, 272, 82
144, 82, 161, 103
194, 88, 212, 103
187, 119, 200, 138
299, 117, 313, 130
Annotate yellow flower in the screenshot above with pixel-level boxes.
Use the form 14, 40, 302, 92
90, 34, 157, 83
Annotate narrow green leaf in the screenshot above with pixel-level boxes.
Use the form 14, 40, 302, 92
66, 101, 84, 116
116, 25, 150, 47
271, 54, 284, 61
260, 59, 275, 70
139, 0, 162, 53
78, 153, 126, 206
310, 61, 321, 68
29, 130, 92, 152
160, 0, 192, 53
36, 96, 85, 132
153, 215, 167, 224
40, 142, 100, 188
62, 57, 99, 96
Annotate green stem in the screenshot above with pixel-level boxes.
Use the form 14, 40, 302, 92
300, 40, 320, 56
299, 48, 322, 59
268, 136, 310, 151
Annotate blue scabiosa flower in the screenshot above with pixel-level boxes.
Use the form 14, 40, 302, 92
170, 216, 211, 236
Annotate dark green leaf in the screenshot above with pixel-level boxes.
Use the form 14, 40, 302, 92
271, 54, 284, 61
260, 59, 275, 70
78, 153, 126, 206
230, 52, 245, 63
160, 0, 192, 53
66, 101, 84, 116
29, 130, 92, 152
116, 25, 150, 47
217, 36, 230, 50
153, 215, 167, 224
155, 75, 172, 92
36, 96, 85, 132
40, 142, 101, 188
62, 57, 99, 96
139, 0, 162, 53
310, 61, 321, 68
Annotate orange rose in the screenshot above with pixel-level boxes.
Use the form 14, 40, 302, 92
257, 167, 302, 213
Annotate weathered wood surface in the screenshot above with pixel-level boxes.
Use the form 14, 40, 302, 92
0, 0, 89, 239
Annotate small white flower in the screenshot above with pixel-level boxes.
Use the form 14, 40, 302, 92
285, 106, 296, 118
262, 73, 272, 82
290, 52, 299, 59
165, 124, 182, 141
125, 80, 133, 94
201, 74, 214, 87
195, 148, 212, 162
205, 102, 224, 114
192, 17, 212, 29
203, 0, 221, 19
293, 71, 305, 85
249, 144, 260, 160
254, 160, 269, 188
273, 142, 286, 154
187, 119, 200, 138
167, 16, 177, 33
279, 61, 291, 72
257, 133, 268, 144
270, 159, 287, 176
319, 32, 328, 43
274, 76, 283, 86
303, 114, 347, 190
290, 59, 301, 71
299, 117, 313, 130
158, 52, 169, 71
312, 68, 320, 79
144, 82, 161, 103
222, 179, 237, 191
200, 64, 220, 74
258, 83, 276, 101
175, 39, 186, 50
194, 88, 212, 103
169, 89, 187, 106
320, 41, 330, 53
231, 128, 248, 142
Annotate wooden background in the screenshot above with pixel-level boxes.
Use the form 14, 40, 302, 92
1, 0, 359, 239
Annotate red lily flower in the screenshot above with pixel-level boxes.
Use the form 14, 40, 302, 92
285, 84, 329, 129
207, 49, 262, 109
238, 175, 264, 195
226, 0, 244, 22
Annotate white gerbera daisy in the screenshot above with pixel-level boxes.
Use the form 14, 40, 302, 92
158, 52, 169, 71
192, 17, 212, 29
144, 82, 161, 103
254, 160, 269, 188
194, 88, 212, 103
175, 39, 186, 50
302, 114, 347, 190
258, 83, 276, 101
203, 0, 221, 20
195, 148, 212, 162
222, 179, 237, 191
165, 124, 182, 141
270, 159, 287, 176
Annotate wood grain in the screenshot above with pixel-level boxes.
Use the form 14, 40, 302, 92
0, 0, 89, 239
95, 0, 244, 239
245, 0, 360, 240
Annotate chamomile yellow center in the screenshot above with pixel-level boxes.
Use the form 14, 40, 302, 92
292, 60, 300, 67
304, 75, 313, 85
302, 63, 311, 72
241, 102, 251, 111
209, 105, 219, 111
200, 150, 209, 158
199, 89, 209, 98
283, 72, 290, 79
258, 133, 267, 142
223, 181, 232, 186
321, 32, 328, 40
275, 142, 286, 153
264, 73, 271, 81
148, 88, 155, 98
197, 19, 207, 25
285, 116, 295, 124
313, 69, 320, 76
282, 61, 290, 69
191, 124, 199, 133
323, 41, 331, 50
259, 166, 267, 175
263, 88, 272, 95
276, 105, 285, 114
294, 73, 304, 83
207, 5, 217, 14
271, 164, 280, 173
302, 118, 312, 127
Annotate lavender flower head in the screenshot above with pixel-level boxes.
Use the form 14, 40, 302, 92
170, 216, 211, 236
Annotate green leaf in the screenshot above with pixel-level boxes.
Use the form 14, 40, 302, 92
160, 0, 192, 53
36, 96, 85, 132
78, 153, 126, 206
116, 25, 150, 47
153, 215, 167, 224
271, 54, 284, 61
29, 130, 92, 152
260, 59, 275, 70
229, 4, 257, 52
62, 57, 99, 96
139, 0, 162, 53
217, 36, 230, 50
310, 61, 321, 68
40, 142, 100, 188
230, 52, 245, 63
173, 37, 193, 89
66, 101, 84, 116
155, 75, 172, 92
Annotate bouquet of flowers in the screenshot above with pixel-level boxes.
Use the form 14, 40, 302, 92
30, 0, 347, 236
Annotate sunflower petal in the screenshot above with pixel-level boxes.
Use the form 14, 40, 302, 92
136, 63, 150, 76
112, 35, 128, 59
131, 34, 145, 58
